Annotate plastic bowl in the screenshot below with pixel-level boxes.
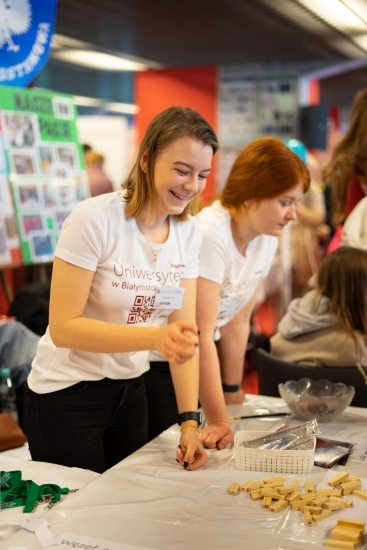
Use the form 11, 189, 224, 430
278, 378, 355, 422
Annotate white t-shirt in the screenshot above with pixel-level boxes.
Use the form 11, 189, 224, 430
28, 191, 201, 393
198, 201, 278, 338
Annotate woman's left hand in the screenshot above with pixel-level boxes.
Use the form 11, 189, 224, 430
176, 427, 208, 470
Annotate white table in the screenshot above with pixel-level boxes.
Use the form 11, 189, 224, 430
1, 395, 367, 550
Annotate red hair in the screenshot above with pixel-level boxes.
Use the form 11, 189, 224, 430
221, 137, 310, 212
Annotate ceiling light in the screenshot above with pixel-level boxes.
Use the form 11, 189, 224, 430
53, 50, 148, 71
73, 95, 139, 115
104, 102, 139, 115
343, 0, 367, 24
73, 95, 102, 107
296, 0, 367, 32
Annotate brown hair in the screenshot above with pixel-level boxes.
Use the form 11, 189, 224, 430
123, 106, 218, 222
316, 246, 367, 350
221, 137, 310, 215
322, 88, 367, 227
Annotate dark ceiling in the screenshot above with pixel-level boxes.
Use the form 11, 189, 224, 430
55, 0, 367, 67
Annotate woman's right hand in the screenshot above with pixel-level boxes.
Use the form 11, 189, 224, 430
154, 321, 199, 364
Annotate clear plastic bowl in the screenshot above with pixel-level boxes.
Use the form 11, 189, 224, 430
278, 378, 355, 422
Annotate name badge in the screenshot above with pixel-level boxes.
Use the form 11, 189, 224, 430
153, 287, 185, 310
218, 295, 238, 320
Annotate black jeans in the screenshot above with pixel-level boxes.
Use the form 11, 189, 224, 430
23, 376, 148, 473
143, 361, 178, 442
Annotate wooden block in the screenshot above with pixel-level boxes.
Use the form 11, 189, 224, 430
331, 527, 362, 542
299, 493, 316, 503
328, 489, 342, 496
261, 489, 284, 500
311, 509, 332, 522
290, 480, 300, 491
249, 481, 263, 492
228, 482, 240, 495
305, 480, 315, 492
328, 472, 350, 487
352, 489, 367, 501
291, 499, 310, 512
329, 496, 353, 508
313, 495, 330, 506
287, 491, 301, 502
324, 501, 349, 511
342, 485, 361, 496
263, 476, 285, 484
304, 508, 313, 526
340, 481, 361, 491
250, 491, 263, 500
269, 499, 289, 513
300, 505, 322, 514
261, 496, 272, 509
278, 486, 294, 495
324, 539, 356, 549
240, 481, 254, 492
337, 518, 365, 530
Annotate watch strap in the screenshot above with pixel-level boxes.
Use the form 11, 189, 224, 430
222, 383, 242, 392
177, 411, 202, 426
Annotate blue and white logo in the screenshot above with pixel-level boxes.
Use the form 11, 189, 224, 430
0, 0, 58, 88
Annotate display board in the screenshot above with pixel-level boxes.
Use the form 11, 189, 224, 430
0, 85, 90, 265
218, 66, 298, 189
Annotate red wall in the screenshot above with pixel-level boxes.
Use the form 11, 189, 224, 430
135, 66, 218, 203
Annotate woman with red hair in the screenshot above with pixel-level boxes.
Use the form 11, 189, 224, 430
145, 137, 310, 449
196, 137, 310, 450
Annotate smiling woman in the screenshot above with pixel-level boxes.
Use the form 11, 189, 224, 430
24, 106, 218, 474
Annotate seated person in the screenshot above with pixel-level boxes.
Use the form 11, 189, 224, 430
270, 246, 367, 366
0, 317, 39, 388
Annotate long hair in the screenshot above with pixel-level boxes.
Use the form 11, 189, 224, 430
220, 137, 310, 216
322, 89, 367, 227
123, 106, 218, 222
316, 246, 367, 350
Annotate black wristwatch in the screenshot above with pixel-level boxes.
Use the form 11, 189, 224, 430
178, 411, 202, 426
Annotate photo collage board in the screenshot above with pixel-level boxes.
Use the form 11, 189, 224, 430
218, 67, 298, 189
0, 85, 90, 265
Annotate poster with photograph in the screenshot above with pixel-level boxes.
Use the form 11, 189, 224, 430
0, 85, 90, 265
0, 134, 21, 268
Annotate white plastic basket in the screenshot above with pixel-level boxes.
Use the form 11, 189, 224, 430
234, 430, 315, 474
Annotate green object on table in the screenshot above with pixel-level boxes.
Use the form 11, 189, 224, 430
0, 470, 71, 512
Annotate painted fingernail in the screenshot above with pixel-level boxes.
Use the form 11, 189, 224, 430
184, 461, 189, 469
218, 444, 224, 450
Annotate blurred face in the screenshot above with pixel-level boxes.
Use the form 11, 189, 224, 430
245, 182, 304, 237
142, 136, 213, 218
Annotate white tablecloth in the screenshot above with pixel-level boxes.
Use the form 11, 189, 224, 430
1, 395, 367, 550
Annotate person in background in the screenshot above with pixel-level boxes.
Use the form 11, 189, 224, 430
322, 89, 367, 248
283, 141, 328, 296
270, 246, 367, 367
144, 137, 310, 448
341, 195, 367, 250
85, 150, 114, 197
24, 106, 218, 473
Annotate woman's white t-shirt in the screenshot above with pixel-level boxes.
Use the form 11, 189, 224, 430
28, 191, 201, 393
197, 201, 278, 338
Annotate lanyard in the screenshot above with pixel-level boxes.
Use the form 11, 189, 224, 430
0, 470, 74, 513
